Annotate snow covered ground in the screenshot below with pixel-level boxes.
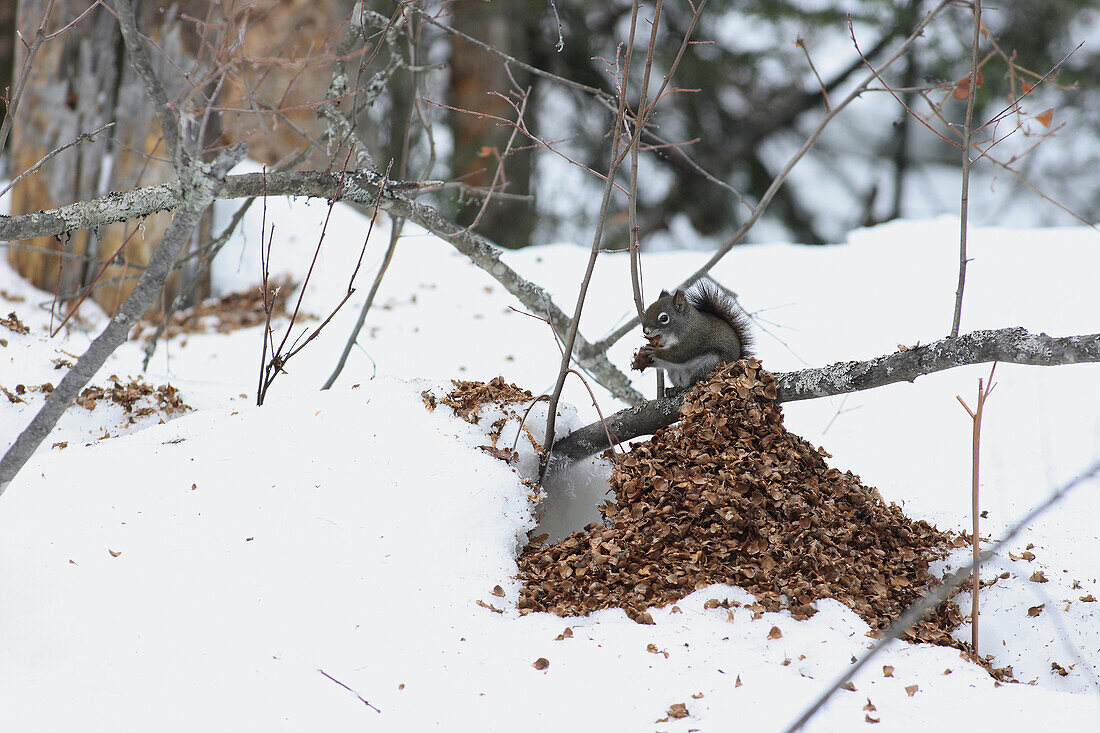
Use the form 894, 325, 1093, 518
1, 183, 1098, 731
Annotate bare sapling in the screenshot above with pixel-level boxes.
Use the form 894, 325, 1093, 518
951, 0, 982, 338
956, 362, 997, 655
542, 0, 707, 471
785, 457, 1100, 732
256, 159, 389, 406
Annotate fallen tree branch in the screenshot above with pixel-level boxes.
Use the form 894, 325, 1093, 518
549, 327, 1100, 465
0, 168, 643, 404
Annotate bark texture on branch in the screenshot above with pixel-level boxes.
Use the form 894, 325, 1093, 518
0, 169, 644, 404
550, 327, 1100, 465
0, 145, 248, 495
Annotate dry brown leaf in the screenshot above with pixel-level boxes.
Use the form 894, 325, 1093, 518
863, 699, 876, 712
491, 585, 505, 597
882, 665, 894, 678
1080, 594, 1096, 603
1030, 571, 1049, 583
1035, 108, 1054, 128
0, 312, 29, 335
905, 684, 918, 697
841, 682, 857, 692
532, 657, 549, 671
1027, 604, 1044, 617
108, 549, 121, 557
767, 626, 783, 640
666, 703, 689, 719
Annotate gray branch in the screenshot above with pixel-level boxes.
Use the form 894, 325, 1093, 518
549, 327, 1100, 465
0, 168, 644, 404
115, 0, 181, 165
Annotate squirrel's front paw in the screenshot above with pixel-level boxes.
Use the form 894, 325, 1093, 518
632, 343, 656, 371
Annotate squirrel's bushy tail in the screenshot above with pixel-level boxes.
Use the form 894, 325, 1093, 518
685, 281, 754, 356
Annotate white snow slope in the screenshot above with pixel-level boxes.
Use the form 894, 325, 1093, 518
1, 185, 1098, 731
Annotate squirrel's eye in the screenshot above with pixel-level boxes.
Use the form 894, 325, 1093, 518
658, 313, 670, 325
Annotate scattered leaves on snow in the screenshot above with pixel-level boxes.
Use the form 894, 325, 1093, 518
441, 377, 533, 425
136, 277, 304, 340
1, 312, 29, 335
74, 376, 190, 424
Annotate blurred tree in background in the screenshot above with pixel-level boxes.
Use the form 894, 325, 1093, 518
2, 0, 1098, 271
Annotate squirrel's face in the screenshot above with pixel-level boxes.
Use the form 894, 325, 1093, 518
641, 289, 691, 348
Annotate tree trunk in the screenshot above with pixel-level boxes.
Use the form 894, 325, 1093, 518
448, 0, 535, 248
7, 0, 214, 316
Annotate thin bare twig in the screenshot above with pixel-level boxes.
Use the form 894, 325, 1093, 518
541, 2, 644, 469
318, 669, 381, 713
627, 0, 664, 395
795, 36, 831, 111
951, 0, 982, 339
0, 0, 57, 159
956, 361, 996, 654
590, 0, 952, 355
0, 122, 115, 200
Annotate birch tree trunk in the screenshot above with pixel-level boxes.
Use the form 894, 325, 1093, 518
7, 0, 214, 314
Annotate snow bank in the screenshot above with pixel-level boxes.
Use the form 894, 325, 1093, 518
1, 187, 1097, 730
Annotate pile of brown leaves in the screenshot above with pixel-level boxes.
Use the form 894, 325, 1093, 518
137, 278, 300, 341
75, 376, 191, 424
519, 360, 967, 650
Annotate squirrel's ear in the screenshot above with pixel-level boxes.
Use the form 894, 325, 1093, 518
673, 289, 689, 312
659, 289, 670, 298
